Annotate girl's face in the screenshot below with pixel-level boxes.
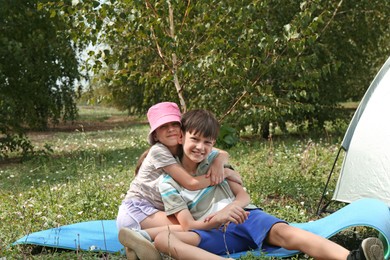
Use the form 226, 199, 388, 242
154, 121, 182, 147
182, 131, 215, 164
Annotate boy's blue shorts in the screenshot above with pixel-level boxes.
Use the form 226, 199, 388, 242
192, 209, 286, 255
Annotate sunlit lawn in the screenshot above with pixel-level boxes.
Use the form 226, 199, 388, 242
0, 106, 376, 259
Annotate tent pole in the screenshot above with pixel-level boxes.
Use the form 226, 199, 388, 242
316, 146, 343, 215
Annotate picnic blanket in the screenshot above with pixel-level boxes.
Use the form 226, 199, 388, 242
13, 198, 390, 259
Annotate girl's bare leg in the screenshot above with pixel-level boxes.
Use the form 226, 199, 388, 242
140, 211, 179, 229
267, 223, 349, 260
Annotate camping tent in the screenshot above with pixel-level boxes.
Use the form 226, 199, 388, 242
319, 55, 390, 210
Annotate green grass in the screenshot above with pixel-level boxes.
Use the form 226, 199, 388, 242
76, 105, 130, 122
0, 106, 377, 259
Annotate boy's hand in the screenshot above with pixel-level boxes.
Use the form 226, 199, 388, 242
204, 203, 249, 226
224, 168, 242, 185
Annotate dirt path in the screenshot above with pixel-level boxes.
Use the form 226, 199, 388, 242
27, 115, 146, 142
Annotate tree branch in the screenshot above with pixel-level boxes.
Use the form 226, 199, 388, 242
219, 90, 248, 122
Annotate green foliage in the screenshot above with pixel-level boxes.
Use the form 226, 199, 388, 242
59, 0, 389, 135
0, 134, 34, 159
217, 124, 239, 148
317, 0, 390, 101
1, 0, 389, 157
0, 0, 81, 157
0, 134, 55, 160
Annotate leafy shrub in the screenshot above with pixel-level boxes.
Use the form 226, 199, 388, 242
217, 124, 239, 148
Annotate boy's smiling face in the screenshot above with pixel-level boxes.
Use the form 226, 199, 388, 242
182, 131, 215, 164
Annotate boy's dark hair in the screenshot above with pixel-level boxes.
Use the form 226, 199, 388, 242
181, 109, 220, 140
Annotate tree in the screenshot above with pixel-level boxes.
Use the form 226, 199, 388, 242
57, 0, 390, 136
0, 0, 80, 157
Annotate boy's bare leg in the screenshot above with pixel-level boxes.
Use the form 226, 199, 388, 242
143, 224, 184, 240
267, 223, 350, 260
154, 230, 233, 260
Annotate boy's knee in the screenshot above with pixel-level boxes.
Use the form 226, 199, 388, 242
268, 223, 294, 246
154, 230, 171, 251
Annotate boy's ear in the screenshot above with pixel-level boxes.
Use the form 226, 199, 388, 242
178, 131, 184, 144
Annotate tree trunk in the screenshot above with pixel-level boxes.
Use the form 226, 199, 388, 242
168, 1, 187, 112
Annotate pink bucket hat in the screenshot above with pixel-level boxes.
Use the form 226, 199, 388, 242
147, 102, 182, 145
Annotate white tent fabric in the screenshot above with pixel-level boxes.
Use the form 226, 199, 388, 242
332, 56, 390, 205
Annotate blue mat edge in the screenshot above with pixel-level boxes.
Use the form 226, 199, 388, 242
12, 198, 390, 259
12, 219, 125, 254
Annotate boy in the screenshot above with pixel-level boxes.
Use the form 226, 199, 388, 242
119, 109, 384, 260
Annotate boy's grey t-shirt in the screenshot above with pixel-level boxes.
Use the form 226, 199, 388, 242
159, 151, 257, 221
